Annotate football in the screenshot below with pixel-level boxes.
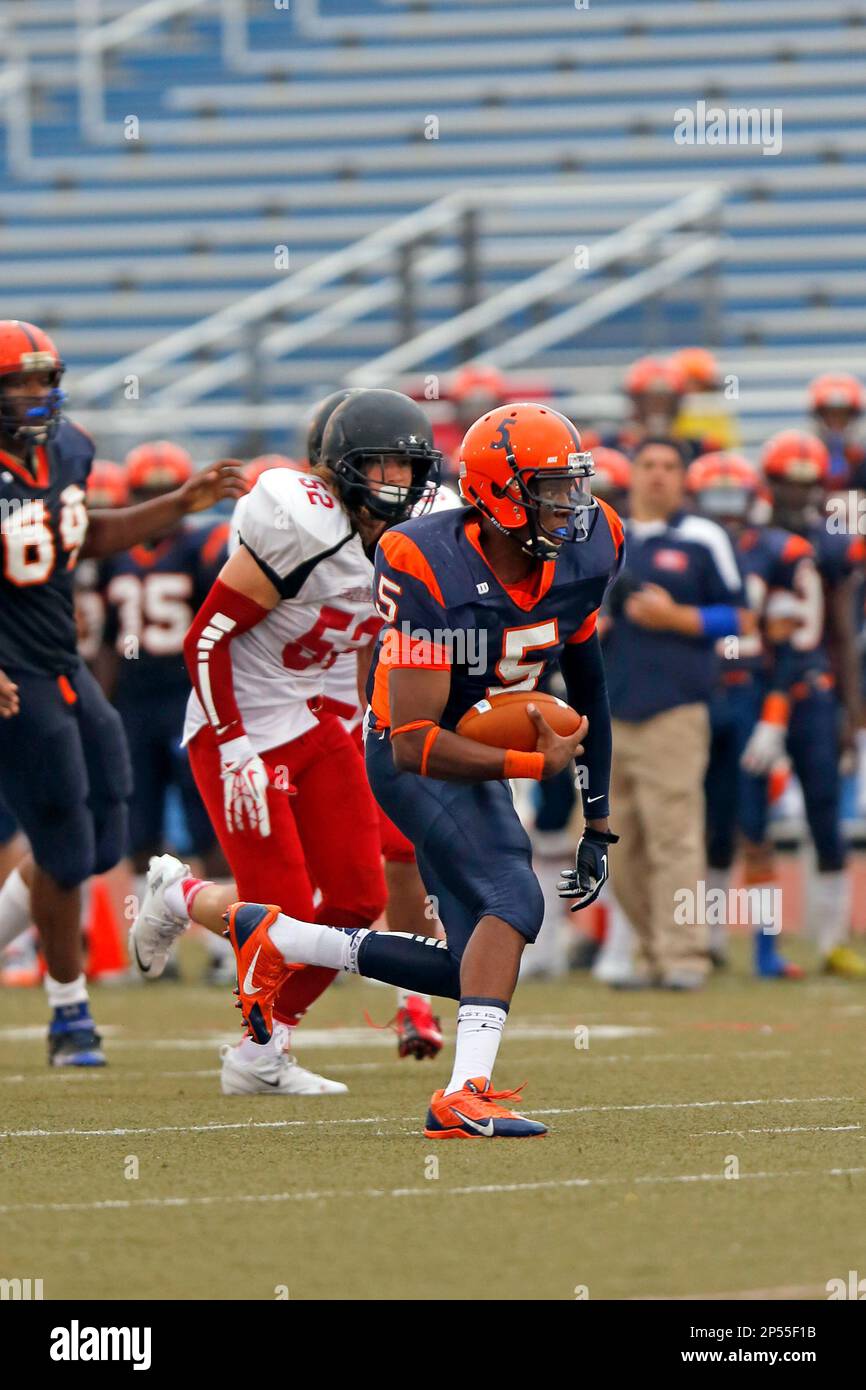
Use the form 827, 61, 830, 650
455, 689, 583, 752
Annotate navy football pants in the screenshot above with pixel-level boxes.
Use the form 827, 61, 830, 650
365, 723, 544, 962
0, 664, 132, 889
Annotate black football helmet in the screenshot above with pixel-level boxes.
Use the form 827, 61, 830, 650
319, 388, 442, 523
306, 388, 365, 468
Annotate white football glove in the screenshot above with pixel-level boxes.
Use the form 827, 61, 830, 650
740, 720, 787, 775
219, 734, 271, 838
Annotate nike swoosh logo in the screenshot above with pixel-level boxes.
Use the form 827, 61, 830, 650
132, 936, 151, 975
452, 1108, 495, 1137
587, 794, 604, 803
243, 946, 262, 995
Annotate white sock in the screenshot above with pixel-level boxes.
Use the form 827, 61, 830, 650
444, 1003, 507, 1096
706, 867, 730, 957
397, 987, 431, 1007
268, 913, 363, 972
44, 972, 88, 1009
811, 870, 849, 956
235, 1029, 283, 1062
0, 867, 31, 952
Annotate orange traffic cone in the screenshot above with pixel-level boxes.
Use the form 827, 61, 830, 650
85, 876, 128, 980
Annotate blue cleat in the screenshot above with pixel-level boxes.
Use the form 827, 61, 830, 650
753, 930, 804, 981
48, 1002, 106, 1067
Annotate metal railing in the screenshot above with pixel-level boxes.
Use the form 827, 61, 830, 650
0, 61, 34, 177
74, 181, 726, 412
347, 184, 725, 384
75, 0, 246, 140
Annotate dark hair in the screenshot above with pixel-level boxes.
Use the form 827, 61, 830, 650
632, 435, 689, 467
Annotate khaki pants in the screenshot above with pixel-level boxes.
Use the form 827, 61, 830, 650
609, 703, 710, 980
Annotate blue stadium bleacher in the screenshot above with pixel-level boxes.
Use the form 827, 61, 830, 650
3, 0, 866, 457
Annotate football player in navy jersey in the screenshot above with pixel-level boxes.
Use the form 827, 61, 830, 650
99, 442, 228, 889
737, 432, 866, 977
170, 403, 623, 1137
808, 374, 866, 491
0, 320, 244, 1065
688, 452, 813, 977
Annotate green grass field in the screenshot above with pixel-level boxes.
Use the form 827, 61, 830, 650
1, 935, 864, 1301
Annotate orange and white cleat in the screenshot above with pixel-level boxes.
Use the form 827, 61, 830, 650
223, 902, 291, 1044
395, 994, 443, 1060
424, 1076, 547, 1139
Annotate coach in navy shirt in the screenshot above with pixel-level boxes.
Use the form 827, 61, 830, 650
603, 438, 746, 988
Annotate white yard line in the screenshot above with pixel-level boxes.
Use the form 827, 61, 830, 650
695, 1123, 861, 1137
2, 1166, 865, 1218
529, 1096, 855, 1116
0, 1022, 654, 1049
0, 1095, 856, 1141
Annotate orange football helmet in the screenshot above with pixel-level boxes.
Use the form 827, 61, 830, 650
244, 453, 304, 487
451, 364, 508, 403
86, 460, 129, 509
808, 373, 864, 416
761, 431, 829, 484
625, 356, 686, 398
687, 451, 760, 521
591, 446, 632, 495
670, 347, 721, 391
0, 319, 66, 441
125, 441, 194, 493
458, 402, 596, 559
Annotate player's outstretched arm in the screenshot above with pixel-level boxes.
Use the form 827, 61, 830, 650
80, 460, 246, 559
389, 666, 586, 783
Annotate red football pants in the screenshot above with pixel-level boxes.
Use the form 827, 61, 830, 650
188, 713, 387, 1026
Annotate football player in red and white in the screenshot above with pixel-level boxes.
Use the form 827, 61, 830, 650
129, 389, 443, 1094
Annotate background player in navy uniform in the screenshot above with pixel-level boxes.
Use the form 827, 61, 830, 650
99, 442, 228, 898
0, 320, 244, 1065
688, 451, 814, 978
738, 430, 866, 977
166, 403, 624, 1138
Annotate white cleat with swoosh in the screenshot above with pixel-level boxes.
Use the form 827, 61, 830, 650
128, 853, 191, 979
220, 1026, 348, 1096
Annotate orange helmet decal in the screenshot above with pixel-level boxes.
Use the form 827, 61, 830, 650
125, 441, 194, 491
761, 431, 830, 484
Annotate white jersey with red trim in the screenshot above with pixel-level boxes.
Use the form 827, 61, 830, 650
320, 483, 464, 732
183, 469, 380, 752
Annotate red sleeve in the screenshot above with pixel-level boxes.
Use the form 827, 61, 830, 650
183, 578, 269, 744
